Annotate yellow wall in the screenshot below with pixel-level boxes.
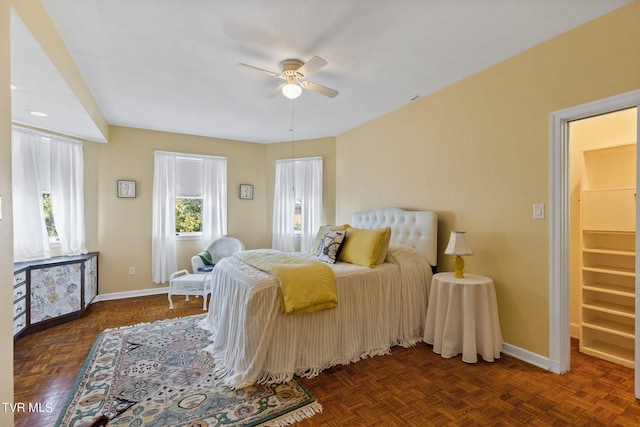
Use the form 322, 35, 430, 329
96, 126, 270, 294
335, 1, 640, 356
568, 109, 637, 337
94, 128, 337, 295
1, 0, 14, 423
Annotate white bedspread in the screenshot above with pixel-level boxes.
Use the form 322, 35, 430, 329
199, 244, 432, 388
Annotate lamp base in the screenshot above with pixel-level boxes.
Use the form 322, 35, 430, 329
453, 255, 465, 278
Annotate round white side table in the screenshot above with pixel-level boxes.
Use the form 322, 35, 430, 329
424, 272, 503, 363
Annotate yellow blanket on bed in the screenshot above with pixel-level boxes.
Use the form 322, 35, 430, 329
234, 249, 337, 315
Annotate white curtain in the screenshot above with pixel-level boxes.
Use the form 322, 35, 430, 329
153, 151, 227, 282
273, 160, 296, 251
202, 157, 228, 248
50, 136, 87, 256
152, 152, 177, 283
297, 157, 323, 251
12, 126, 86, 262
272, 157, 323, 252
12, 127, 50, 261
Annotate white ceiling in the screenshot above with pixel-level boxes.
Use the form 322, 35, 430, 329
10, 0, 632, 144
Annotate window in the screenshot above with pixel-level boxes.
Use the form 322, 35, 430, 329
175, 157, 205, 238
152, 151, 227, 283
175, 197, 203, 234
273, 157, 323, 252
294, 200, 302, 233
12, 126, 86, 262
39, 141, 60, 245
42, 192, 60, 243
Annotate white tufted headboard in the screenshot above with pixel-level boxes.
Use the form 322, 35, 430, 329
352, 207, 438, 267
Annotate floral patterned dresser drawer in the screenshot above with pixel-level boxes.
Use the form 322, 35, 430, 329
14, 270, 26, 286
13, 282, 26, 302
13, 312, 26, 336
14, 297, 26, 318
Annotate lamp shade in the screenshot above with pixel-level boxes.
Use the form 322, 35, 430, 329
444, 231, 473, 256
282, 83, 302, 99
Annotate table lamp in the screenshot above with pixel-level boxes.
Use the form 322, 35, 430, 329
444, 231, 473, 278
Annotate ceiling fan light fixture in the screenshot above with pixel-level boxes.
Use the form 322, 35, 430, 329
239, 56, 337, 99
282, 82, 302, 99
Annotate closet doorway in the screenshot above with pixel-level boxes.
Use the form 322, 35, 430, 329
549, 90, 640, 398
568, 109, 637, 368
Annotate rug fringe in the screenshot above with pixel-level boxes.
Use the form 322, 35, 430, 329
258, 402, 323, 427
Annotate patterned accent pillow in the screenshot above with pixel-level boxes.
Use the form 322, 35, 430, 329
315, 230, 346, 264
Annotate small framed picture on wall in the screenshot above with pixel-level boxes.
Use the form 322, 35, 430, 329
240, 184, 253, 200
117, 180, 136, 198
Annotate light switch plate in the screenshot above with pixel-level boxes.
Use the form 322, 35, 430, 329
533, 203, 545, 219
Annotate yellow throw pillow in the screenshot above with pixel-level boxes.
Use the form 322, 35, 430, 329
311, 224, 350, 254
376, 227, 392, 264
338, 226, 391, 268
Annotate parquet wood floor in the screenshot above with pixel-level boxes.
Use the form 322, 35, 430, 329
13, 294, 640, 426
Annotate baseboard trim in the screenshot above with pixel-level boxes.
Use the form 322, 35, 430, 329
502, 342, 551, 371
95, 286, 169, 302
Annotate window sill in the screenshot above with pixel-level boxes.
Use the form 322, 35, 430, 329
176, 233, 202, 241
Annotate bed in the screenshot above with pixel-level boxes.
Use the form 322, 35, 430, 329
200, 207, 438, 388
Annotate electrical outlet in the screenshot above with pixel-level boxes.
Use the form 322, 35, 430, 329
129, 267, 136, 275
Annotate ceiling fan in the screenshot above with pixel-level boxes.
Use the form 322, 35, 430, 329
238, 56, 339, 99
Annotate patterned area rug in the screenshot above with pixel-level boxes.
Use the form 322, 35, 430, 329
56, 314, 321, 426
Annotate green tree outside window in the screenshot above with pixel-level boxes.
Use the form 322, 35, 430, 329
42, 193, 58, 237
176, 198, 203, 233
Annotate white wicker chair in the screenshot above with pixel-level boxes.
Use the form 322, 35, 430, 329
191, 236, 245, 273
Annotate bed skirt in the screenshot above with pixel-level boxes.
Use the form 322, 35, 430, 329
200, 245, 432, 388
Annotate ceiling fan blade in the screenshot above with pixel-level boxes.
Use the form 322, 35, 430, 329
238, 63, 281, 78
296, 56, 327, 78
301, 80, 339, 98
267, 83, 286, 98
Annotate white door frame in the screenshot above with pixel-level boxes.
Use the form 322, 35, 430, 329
549, 89, 640, 397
